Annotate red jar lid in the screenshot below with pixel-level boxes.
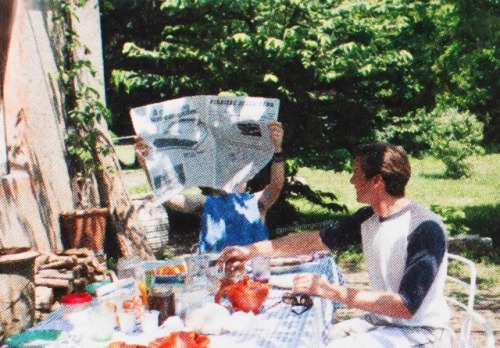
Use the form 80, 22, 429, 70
61, 292, 92, 304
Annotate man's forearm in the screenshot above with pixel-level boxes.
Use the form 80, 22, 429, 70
318, 284, 414, 319
248, 231, 328, 258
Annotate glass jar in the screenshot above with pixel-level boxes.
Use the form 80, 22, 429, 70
60, 292, 92, 331
148, 284, 175, 325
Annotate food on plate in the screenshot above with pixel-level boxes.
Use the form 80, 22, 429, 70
151, 331, 210, 348
155, 264, 186, 276
122, 296, 144, 310
215, 275, 270, 314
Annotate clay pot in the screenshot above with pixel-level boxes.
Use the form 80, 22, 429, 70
60, 207, 109, 252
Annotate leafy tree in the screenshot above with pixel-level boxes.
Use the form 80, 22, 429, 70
433, 0, 500, 146
423, 107, 484, 178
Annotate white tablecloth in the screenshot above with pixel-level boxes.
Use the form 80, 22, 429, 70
5, 256, 344, 348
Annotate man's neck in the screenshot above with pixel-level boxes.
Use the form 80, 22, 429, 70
372, 196, 410, 219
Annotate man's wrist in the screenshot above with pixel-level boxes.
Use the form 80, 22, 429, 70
272, 151, 285, 162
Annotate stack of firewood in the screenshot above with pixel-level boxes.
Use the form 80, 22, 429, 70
34, 248, 109, 320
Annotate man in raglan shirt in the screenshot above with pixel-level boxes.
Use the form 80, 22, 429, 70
218, 142, 451, 347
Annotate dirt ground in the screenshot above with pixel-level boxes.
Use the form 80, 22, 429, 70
336, 268, 500, 348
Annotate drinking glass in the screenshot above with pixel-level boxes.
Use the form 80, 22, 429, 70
141, 310, 159, 334
250, 257, 271, 283
184, 254, 210, 292
117, 309, 136, 335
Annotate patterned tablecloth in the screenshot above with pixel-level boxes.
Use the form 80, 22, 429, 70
5, 256, 345, 348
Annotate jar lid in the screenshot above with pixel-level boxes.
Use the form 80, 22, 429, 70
61, 292, 92, 304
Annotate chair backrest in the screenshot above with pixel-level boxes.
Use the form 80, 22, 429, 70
445, 253, 494, 348
446, 253, 477, 312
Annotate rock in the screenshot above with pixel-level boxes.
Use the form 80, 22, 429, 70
0, 274, 35, 344
448, 234, 493, 254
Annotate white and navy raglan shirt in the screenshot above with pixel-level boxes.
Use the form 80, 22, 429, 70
320, 201, 450, 328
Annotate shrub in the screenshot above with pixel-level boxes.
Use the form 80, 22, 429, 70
423, 108, 484, 178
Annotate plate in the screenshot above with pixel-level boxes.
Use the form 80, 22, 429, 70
5, 330, 66, 347
269, 274, 295, 289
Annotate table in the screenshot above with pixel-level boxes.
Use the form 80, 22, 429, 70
208, 256, 345, 348
5, 256, 344, 348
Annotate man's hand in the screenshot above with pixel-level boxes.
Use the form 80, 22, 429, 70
217, 245, 252, 272
292, 273, 330, 297
268, 121, 283, 153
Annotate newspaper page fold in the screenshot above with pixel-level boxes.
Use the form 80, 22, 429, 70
130, 95, 280, 204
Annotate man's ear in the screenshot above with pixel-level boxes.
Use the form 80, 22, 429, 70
372, 174, 385, 188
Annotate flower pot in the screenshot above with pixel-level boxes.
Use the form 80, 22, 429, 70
60, 207, 109, 252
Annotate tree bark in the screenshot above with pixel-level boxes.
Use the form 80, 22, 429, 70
94, 126, 154, 259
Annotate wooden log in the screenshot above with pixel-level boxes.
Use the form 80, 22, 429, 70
34, 276, 72, 289
76, 256, 92, 265
72, 265, 84, 279
90, 258, 107, 274
61, 248, 94, 258
36, 269, 75, 280
39, 257, 77, 270
35, 286, 53, 311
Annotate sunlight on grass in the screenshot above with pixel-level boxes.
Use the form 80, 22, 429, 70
297, 154, 500, 211
115, 144, 136, 166
408, 154, 500, 207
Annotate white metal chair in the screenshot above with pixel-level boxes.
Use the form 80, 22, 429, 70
445, 253, 495, 348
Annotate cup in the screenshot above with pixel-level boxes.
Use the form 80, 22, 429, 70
184, 254, 210, 292
251, 257, 270, 283
90, 307, 115, 342
117, 310, 136, 335
141, 310, 159, 334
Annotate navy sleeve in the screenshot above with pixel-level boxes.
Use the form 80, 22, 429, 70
319, 206, 373, 250
398, 221, 446, 314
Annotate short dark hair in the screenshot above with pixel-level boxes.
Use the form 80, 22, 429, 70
352, 143, 411, 197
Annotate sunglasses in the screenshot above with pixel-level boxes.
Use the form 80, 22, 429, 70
264, 292, 314, 315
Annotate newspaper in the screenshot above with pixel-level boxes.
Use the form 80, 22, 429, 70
130, 95, 280, 204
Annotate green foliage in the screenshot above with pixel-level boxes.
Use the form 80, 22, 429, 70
53, 0, 112, 208
423, 107, 484, 178
336, 245, 364, 271
101, 0, 499, 166
430, 205, 470, 236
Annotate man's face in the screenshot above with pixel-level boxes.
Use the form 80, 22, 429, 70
350, 157, 375, 204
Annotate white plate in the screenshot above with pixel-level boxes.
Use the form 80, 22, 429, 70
269, 274, 295, 289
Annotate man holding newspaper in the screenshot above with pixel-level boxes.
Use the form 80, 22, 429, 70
135, 119, 284, 253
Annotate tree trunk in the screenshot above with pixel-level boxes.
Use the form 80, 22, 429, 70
94, 125, 154, 259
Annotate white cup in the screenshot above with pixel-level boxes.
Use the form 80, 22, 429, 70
141, 310, 159, 334
118, 310, 136, 335
90, 307, 115, 342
